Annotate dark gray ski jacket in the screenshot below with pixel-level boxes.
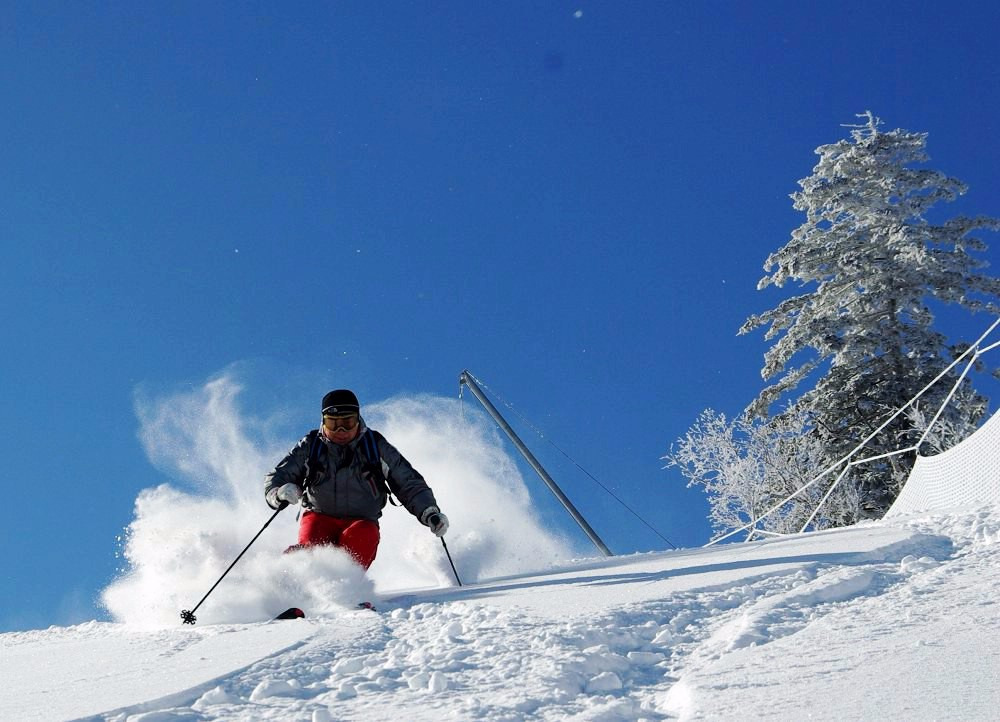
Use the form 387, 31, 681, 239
264, 420, 437, 523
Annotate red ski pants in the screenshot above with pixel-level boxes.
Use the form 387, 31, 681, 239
285, 511, 380, 569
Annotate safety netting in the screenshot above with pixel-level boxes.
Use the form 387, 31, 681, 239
885, 408, 1000, 517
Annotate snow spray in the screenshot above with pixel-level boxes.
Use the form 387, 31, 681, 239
102, 374, 576, 627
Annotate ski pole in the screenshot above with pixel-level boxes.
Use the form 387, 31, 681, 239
180, 502, 288, 625
440, 536, 462, 587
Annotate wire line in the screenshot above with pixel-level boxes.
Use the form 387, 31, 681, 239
461, 371, 678, 550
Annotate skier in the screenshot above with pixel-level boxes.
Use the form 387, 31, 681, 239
264, 389, 449, 570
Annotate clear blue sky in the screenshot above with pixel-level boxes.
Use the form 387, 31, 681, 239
4, 2, 1000, 632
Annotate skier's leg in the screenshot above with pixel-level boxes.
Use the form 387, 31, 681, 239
339, 519, 380, 569
284, 511, 345, 553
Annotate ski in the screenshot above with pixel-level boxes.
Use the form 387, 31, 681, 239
274, 603, 375, 620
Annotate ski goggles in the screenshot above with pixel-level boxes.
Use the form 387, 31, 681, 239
323, 414, 360, 432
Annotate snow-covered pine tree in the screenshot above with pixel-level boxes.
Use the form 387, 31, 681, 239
740, 112, 1000, 517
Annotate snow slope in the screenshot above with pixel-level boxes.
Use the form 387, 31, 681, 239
2, 621, 315, 721
4, 505, 999, 721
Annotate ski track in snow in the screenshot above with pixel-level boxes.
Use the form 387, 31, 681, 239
26, 510, 996, 721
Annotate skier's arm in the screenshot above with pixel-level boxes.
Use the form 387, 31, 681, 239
264, 436, 310, 509
375, 433, 438, 519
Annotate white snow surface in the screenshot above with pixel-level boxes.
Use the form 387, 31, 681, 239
4, 505, 1000, 721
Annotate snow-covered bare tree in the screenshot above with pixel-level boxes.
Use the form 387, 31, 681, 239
664, 406, 858, 538
739, 112, 1000, 517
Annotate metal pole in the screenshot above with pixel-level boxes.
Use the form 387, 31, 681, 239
459, 370, 613, 557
